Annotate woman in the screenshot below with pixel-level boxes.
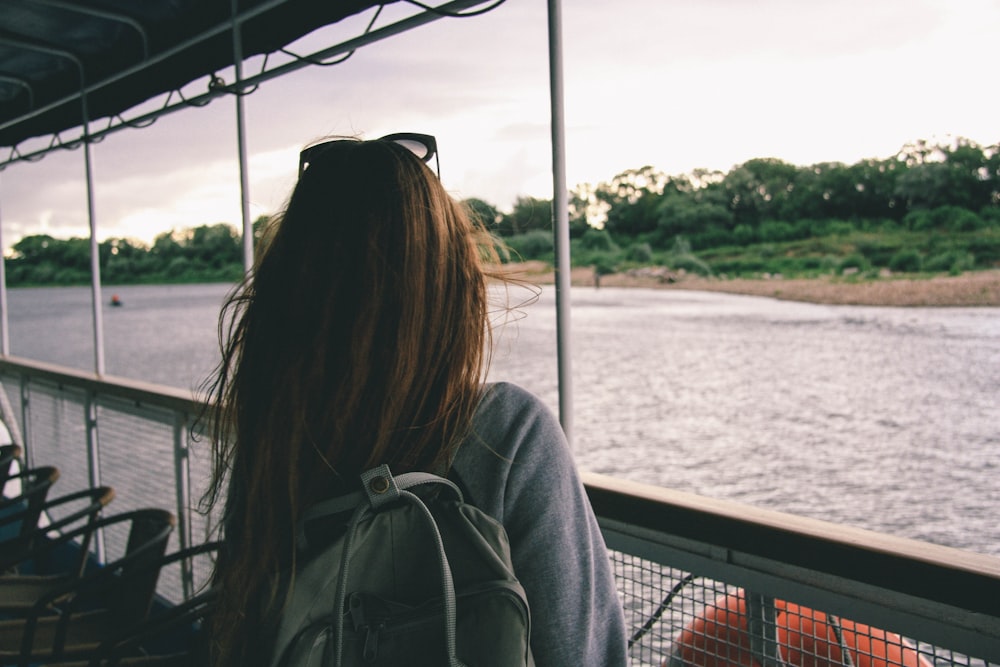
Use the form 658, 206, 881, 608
203, 134, 628, 665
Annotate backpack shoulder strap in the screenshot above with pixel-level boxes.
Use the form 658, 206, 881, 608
296, 467, 464, 551
393, 471, 464, 502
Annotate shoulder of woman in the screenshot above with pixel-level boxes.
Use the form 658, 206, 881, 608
476, 381, 558, 425
464, 382, 569, 468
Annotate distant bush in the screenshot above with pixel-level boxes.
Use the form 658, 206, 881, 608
907, 206, 984, 232
824, 220, 856, 236
924, 250, 974, 274
839, 253, 869, 272
579, 229, 618, 252
938, 206, 984, 232
691, 227, 735, 249
966, 234, 1000, 267
979, 206, 1000, 227
888, 248, 922, 273
505, 230, 553, 261
626, 242, 654, 263
855, 238, 900, 267
733, 224, 756, 245
665, 236, 712, 276
875, 218, 902, 233
591, 253, 618, 276
904, 209, 933, 231
758, 220, 797, 243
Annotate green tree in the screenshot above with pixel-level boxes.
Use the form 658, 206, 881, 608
939, 138, 994, 211
656, 197, 733, 248
721, 158, 799, 226
150, 230, 184, 263
894, 161, 954, 211
101, 237, 150, 283
462, 198, 502, 227
847, 158, 905, 221
495, 196, 551, 237
187, 224, 241, 268
894, 138, 995, 213
595, 166, 676, 237
8, 234, 90, 284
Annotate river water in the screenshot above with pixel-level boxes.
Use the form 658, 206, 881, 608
4, 282, 999, 556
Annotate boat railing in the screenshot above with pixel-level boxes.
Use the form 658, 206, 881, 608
1, 355, 998, 666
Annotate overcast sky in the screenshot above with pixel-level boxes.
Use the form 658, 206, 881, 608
1, 0, 997, 250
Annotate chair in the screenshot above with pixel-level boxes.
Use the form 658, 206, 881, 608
0, 465, 60, 511
0, 532, 215, 667
0, 485, 116, 578
0, 508, 173, 621
0, 466, 60, 549
0, 446, 25, 544
92, 586, 217, 667
41, 585, 217, 667
0, 444, 22, 487
48, 543, 220, 666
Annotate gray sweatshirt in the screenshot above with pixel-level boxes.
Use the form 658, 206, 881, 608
453, 382, 630, 666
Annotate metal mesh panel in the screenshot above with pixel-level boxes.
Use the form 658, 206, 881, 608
0, 374, 213, 603
612, 550, 995, 667
93, 397, 215, 603
95, 396, 185, 599
94, 398, 177, 516
22, 381, 91, 496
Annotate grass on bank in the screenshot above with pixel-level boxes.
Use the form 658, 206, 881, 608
502, 226, 1000, 281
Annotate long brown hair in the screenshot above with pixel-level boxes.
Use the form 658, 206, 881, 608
202, 137, 498, 666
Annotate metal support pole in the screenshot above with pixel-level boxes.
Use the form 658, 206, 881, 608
232, 0, 254, 273
747, 591, 786, 667
0, 180, 9, 356
82, 111, 106, 375
80, 86, 106, 561
172, 411, 193, 597
18, 376, 30, 466
547, 0, 573, 445
84, 391, 106, 562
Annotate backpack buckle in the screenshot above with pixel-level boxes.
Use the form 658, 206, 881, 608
361, 465, 400, 510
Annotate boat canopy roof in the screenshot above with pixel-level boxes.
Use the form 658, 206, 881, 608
0, 0, 573, 434
0, 0, 399, 150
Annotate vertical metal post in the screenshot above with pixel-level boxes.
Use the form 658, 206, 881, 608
18, 375, 30, 467
81, 89, 106, 562
232, 0, 254, 273
0, 180, 10, 356
82, 108, 106, 375
747, 591, 786, 667
83, 391, 106, 562
173, 411, 194, 597
547, 0, 573, 444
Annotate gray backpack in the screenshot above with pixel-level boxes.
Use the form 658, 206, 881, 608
270, 464, 534, 666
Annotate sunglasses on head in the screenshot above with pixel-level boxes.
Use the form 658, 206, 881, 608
298, 133, 439, 177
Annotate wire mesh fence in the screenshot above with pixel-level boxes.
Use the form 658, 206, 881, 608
612, 550, 995, 667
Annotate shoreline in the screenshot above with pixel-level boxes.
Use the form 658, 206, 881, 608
498, 262, 1000, 307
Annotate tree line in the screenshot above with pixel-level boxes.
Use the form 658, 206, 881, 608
5, 137, 999, 286
471, 137, 1000, 278
4, 221, 263, 286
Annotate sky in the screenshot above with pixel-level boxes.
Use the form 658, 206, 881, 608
0, 0, 998, 250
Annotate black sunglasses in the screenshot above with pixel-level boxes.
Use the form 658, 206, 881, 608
298, 133, 439, 177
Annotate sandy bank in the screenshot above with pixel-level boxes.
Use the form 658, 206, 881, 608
495, 262, 1000, 307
